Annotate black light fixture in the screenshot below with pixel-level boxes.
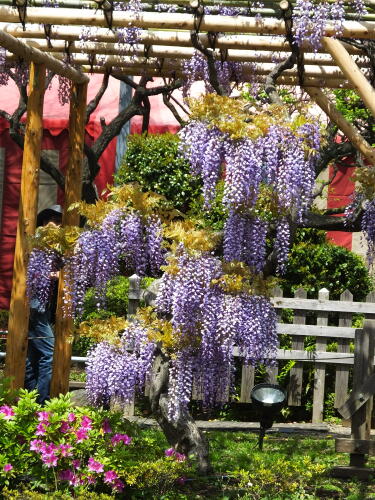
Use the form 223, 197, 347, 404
251, 383, 287, 450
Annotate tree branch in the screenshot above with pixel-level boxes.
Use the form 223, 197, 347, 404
141, 95, 150, 134
163, 93, 187, 127
85, 71, 110, 124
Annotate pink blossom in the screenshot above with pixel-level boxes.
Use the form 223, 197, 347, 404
41, 443, 58, 455
165, 448, 175, 457
3, 464, 13, 472
59, 444, 72, 457
102, 418, 112, 434
0, 405, 15, 420
58, 469, 74, 482
113, 479, 125, 492
41, 453, 58, 467
111, 433, 132, 446
67, 412, 76, 422
35, 422, 49, 436
175, 452, 186, 462
80, 416, 92, 430
72, 459, 81, 470
87, 457, 104, 473
75, 428, 88, 442
37, 411, 50, 422
59, 421, 70, 433
104, 470, 118, 484
30, 439, 44, 452
86, 475, 96, 485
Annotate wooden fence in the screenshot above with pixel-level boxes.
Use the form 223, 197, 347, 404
127, 276, 375, 423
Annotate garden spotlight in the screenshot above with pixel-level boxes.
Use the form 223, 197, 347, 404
251, 383, 287, 451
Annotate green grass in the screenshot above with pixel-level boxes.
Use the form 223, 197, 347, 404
140, 430, 375, 500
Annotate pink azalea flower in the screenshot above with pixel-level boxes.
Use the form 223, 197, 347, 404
37, 411, 50, 422
102, 418, 112, 434
67, 412, 76, 422
165, 448, 175, 457
175, 452, 186, 462
0, 405, 15, 420
30, 439, 44, 452
72, 459, 81, 470
86, 475, 96, 485
59, 444, 72, 457
58, 469, 74, 482
87, 457, 104, 473
42, 443, 58, 455
113, 479, 125, 492
42, 453, 58, 467
3, 464, 13, 472
111, 433, 132, 446
35, 423, 48, 436
75, 428, 88, 442
104, 470, 118, 484
59, 421, 70, 433
80, 416, 92, 430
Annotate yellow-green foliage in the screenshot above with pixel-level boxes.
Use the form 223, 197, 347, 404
74, 315, 127, 344
164, 220, 220, 253
121, 459, 188, 493
2, 489, 113, 500
353, 165, 375, 200
72, 182, 181, 228
188, 93, 313, 141
29, 224, 81, 255
214, 261, 277, 296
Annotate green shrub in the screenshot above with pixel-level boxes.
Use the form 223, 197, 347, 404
281, 241, 373, 300
116, 133, 201, 212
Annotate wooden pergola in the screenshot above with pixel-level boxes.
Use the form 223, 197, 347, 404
2, 0, 375, 401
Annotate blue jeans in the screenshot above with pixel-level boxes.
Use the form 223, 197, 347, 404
24, 304, 55, 405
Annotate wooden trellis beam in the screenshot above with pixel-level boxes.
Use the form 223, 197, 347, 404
0, 6, 375, 38
5, 40, 371, 69
0, 28, 89, 83
50, 81, 88, 398
304, 86, 375, 166
4, 62, 46, 390
322, 36, 375, 120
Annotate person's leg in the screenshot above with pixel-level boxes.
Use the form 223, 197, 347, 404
24, 333, 38, 391
34, 327, 55, 404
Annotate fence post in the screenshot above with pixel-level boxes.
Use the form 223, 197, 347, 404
288, 288, 306, 406
312, 288, 329, 423
334, 290, 353, 409
127, 274, 141, 320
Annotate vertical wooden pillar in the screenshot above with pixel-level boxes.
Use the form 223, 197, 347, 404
50, 81, 88, 397
4, 62, 46, 389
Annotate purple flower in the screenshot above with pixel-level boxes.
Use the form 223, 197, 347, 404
30, 439, 44, 452
59, 421, 70, 433
111, 434, 132, 446
102, 418, 112, 434
104, 470, 118, 484
35, 422, 48, 436
42, 453, 58, 467
59, 444, 72, 457
58, 469, 74, 481
87, 457, 104, 473
75, 428, 88, 442
0, 405, 15, 420
67, 412, 76, 422
165, 448, 175, 457
72, 459, 81, 470
80, 415, 92, 430
175, 452, 186, 462
3, 464, 13, 472
37, 411, 50, 422
113, 479, 125, 492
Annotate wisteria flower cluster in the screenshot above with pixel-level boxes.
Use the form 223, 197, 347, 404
26, 248, 61, 311
179, 117, 320, 274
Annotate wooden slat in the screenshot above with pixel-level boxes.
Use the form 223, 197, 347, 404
335, 290, 352, 409
277, 323, 357, 338
4, 62, 46, 389
338, 372, 375, 420
271, 297, 375, 315
265, 285, 282, 385
240, 364, 255, 402
288, 288, 306, 406
232, 348, 355, 364
350, 320, 375, 466
50, 81, 88, 398
312, 288, 329, 424
365, 291, 375, 320
336, 438, 375, 455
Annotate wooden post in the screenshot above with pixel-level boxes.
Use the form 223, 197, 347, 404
312, 288, 329, 424
304, 86, 375, 166
4, 62, 46, 389
335, 290, 353, 410
288, 288, 306, 406
350, 320, 375, 467
50, 81, 88, 398
322, 37, 375, 120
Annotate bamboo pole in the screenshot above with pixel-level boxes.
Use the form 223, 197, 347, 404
304, 86, 375, 166
0, 29, 88, 83
4, 62, 46, 390
6, 40, 371, 69
0, 6, 374, 39
322, 36, 375, 120
50, 81, 88, 398
0, 23, 364, 55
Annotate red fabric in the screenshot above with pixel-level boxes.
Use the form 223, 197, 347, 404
326, 158, 355, 250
